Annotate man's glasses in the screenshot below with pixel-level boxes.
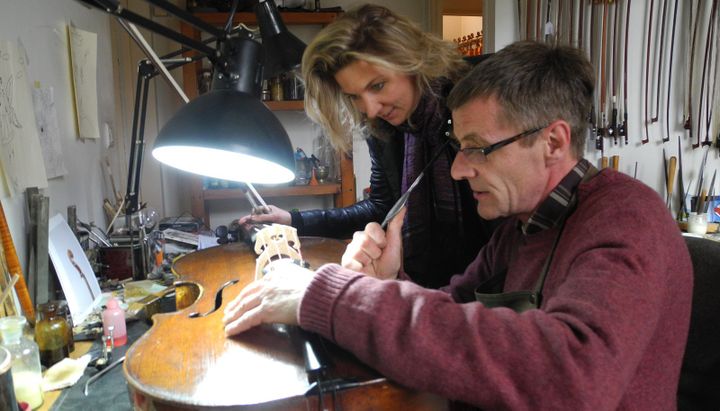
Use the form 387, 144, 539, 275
451, 126, 546, 162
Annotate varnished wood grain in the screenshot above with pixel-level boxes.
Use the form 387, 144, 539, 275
124, 238, 447, 410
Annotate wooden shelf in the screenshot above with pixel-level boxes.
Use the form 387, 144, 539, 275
264, 100, 304, 111
192, 11, 340, 26
203, 183, 341, 200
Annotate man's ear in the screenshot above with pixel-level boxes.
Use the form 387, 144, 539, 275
543, 121, 572, 165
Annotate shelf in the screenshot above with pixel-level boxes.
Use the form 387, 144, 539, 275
192, 11, 340, 26
264, 100, 304, 111
203, 183, 341, 200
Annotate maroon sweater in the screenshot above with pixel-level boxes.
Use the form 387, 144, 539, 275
299, 169, 693, 410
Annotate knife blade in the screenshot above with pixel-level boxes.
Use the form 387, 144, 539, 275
380, 139, 451, 229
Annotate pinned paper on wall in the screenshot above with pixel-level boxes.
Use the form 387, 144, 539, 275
0, 39, 48, 198
32, 86, 67, 179
68, 25, 100, 139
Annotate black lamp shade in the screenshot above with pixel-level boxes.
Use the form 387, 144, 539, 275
152, 89, 295, 184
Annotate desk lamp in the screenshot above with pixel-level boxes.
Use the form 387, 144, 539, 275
76, 0, 304, 190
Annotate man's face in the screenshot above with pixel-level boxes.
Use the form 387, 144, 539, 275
450, 97, 548, 222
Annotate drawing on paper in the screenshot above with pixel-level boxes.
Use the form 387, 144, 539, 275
68, 25, 100, 139
32, 87, 67, 179
0, 40, 47, 197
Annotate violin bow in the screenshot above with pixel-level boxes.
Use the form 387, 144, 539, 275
651, 0, 670, 125
696, 0, 719, 148
685, 0, 700, 141
701, 0, 718, 147
619, 0, 632, 145
663, 0, 680, 143
597, 0, 609, 150
608, 0, 620, 145
544, 0, 553, 43
642, 0, 656, 144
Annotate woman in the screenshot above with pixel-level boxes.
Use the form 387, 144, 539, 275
241, 4, 498, 288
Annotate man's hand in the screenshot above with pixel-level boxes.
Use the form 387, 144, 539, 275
341, 208, 406, 280
223, 259, 314, 337
238, 205, 292, 227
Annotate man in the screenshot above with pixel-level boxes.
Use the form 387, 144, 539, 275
223, 41, 693, 409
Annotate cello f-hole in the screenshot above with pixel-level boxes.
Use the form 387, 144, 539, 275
188, 279, 240, 318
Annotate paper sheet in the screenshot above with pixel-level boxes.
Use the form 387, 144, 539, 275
68, 25, 100, 139
0, 39, 49, 197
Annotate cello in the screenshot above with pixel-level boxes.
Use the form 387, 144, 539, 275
123, 227, 446, 410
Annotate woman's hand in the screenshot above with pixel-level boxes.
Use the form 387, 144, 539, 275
238, 205, 292, 227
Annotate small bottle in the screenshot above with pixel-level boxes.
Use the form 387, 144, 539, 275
0, 316, 43, 410
35, 302, 70, 367
261, 79, 271, 101
102, 297, 127, 347
270, 76, 284, 101
53, 300, 74, 353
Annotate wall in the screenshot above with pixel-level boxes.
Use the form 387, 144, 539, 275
0, 0, 117, 301
484, 0, 720, 218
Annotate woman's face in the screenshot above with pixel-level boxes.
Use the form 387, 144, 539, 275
334, 60, 419, 126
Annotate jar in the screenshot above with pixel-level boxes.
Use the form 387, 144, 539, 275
0, 316, 43, 409
35, 302, 70, 367
270, 76, 284, 101
0, 346, 19, 411
52, 300, 74, 353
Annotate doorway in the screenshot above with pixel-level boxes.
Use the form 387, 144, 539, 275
429, 0, 483, 56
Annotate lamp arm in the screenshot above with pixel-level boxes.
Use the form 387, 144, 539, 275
74, 0, 219, 59
125, 60, 155, 217
118, 19, 189, 103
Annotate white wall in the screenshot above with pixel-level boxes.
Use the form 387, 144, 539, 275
0, 0, 117, 290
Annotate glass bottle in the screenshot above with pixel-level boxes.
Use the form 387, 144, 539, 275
0, 346, 19, 411
0, 316, 43, 409
53, 300, 74, 353
35, 302, 70, 368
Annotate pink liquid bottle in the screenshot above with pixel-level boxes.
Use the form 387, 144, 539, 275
102, 297, 127, 347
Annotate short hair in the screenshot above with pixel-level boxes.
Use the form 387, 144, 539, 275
301, 4, 469, 152
447, 41, 594, 157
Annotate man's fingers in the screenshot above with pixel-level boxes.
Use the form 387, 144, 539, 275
363, 222, 388, 249
224, 304, 265, 336
223, 281, 262, 322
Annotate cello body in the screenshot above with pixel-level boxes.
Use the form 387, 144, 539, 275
124, 237, 447, 410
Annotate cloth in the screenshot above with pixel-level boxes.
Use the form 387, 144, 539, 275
298, 168, 693, 410
293, 79, 499, 288
42, 355, 92, 391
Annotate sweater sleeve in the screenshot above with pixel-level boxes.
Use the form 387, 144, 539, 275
298, 172, 693, 410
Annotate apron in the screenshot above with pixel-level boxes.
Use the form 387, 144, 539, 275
474, 167, 598, 313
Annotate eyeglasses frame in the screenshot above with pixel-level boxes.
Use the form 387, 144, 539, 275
452, 126, 547, 162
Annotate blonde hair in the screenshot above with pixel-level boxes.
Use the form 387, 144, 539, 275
301, 4, 468, 153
